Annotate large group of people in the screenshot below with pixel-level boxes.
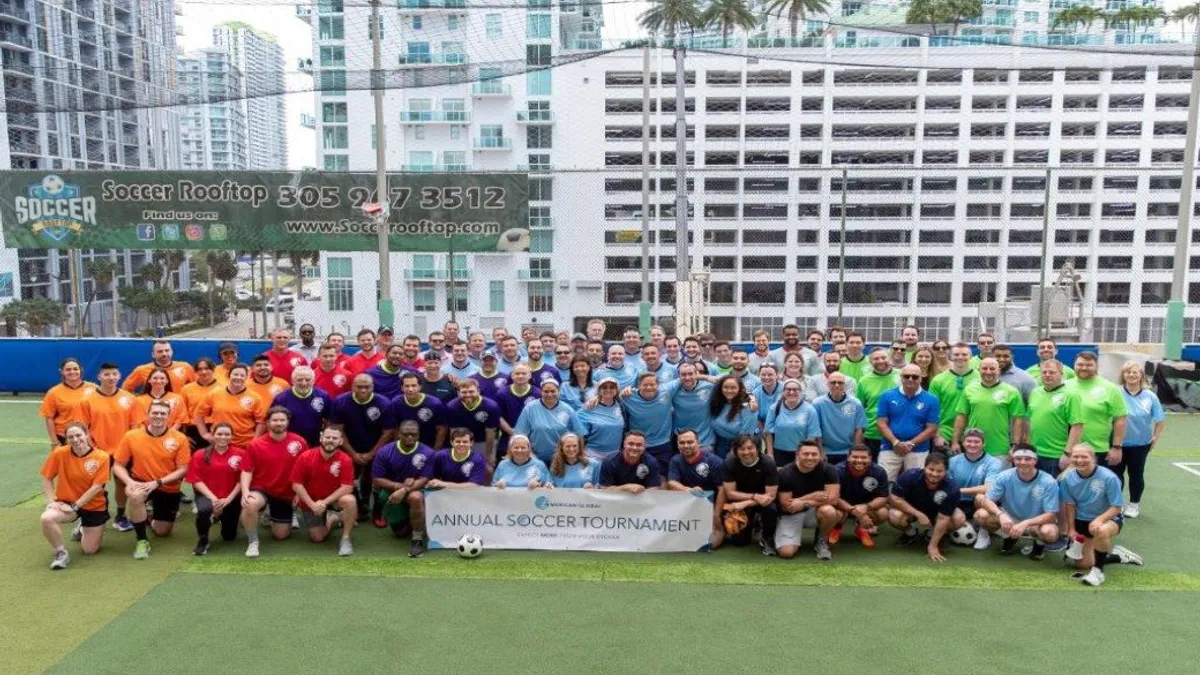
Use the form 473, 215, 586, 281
37, 320, 1161, 585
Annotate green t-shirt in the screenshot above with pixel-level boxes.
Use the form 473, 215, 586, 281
857, 368, 901, 440
956, 380, 1027, 456
1067, 376, 1128, 453
928, 368, 980, 441
839, 355, 871, 384
1027, 384, 1084, 460
1026, 363, 1077, 385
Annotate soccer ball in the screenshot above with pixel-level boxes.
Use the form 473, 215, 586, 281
457, 533, 483, 558
495, 227, 531, 252
950, 524, 978, 546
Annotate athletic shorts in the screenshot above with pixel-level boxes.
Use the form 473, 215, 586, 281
75, 508, 110, 528
775, 509, 819, 548
1075, 516, 1123, 539
824, 452, 848, 466
375, 488, 411, 527
1037, 457, 1065, 477
251, 489, 294, 524
300, 504, 343, 530
149, 490, 183, 523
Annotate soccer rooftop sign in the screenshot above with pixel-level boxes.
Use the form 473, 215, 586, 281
0, 171, 530, 252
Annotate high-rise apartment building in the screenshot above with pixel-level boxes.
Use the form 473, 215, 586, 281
213, 21, 286, 169
178, 47, 249, 171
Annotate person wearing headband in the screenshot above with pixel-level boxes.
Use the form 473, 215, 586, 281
974, 444, 1061, 561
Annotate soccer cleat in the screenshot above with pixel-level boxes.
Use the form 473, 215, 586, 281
1065, 536, 1086, 562
290, 514, 300, 530
1020, 541, 1035, 556
1110, 545, 1144, 566
338, 538, 354, 557
1029, 543, 1047, 561
1079, 567, 1106, 587
1123, 503, 1140, 519
974, 529, 991, 551
245, 541, 260, 558
193, 540, 209, 556
408, 538, 427, 559
50, 549, 70, 570
71, 522, 83, 542
896, 525, 919, 547
113, 517, 134, 533
132, 540, 151, 560
760, 538, 777, 557
1045, 536, 1070, 553
827, 524, 843, 547
372, 516, 388, 529
814, 538, 832, 562
854, 527, 875, 549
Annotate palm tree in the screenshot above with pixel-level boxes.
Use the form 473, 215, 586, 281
943, 0, 982, 36
907, 0, 948, 36
138, 262, 163, 288
152, 250, 186, 290
638, 0, 702, 44
763, 0, 830, 42
1114, 5, 1165, 38
1171, 2, 1200, 41
1051, 5, 1104, 33
700, 0, 757, 47
80, 257, 119, 335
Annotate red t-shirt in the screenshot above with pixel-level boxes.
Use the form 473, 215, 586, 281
310, 353, 351, 368
313, 365, 353, 398
186, 446, 248, 500
344, 350, 385, 376
289, 448, 354, 509
244, 432, 307, 499
264, 349, 308, 385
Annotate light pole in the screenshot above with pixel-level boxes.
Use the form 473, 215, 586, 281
1167, 36, 1200, 360
371, 0, 394, 328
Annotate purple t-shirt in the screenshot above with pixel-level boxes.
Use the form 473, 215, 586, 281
528, 364, 562, 388
272, 388, 332, 447
329, 392, 395, 452
431, 449, 487, 485
366, 363, 419, 400
371, 441, 435, 482
443, 397, 502, 442
494, 385, 541, 428
470, 371, 510, 401
391, 394, 447, 449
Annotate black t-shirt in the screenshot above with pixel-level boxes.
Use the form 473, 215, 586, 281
777, 461, 839, 498
421, 377, 457, 403
723, 452, 779, 494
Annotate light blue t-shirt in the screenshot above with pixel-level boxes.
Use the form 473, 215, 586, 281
494, 356, 523, 376
491, 456, 550, 488
812, 394, 867, 455
1059, 465, 1124, 521
710, 404, 760, 447
513, 401, 586, 463
986, 468, 1060, 521
805, 374, 858, 402
641, 361, 678, 384
558, 383, 593, 411
765, 400, 822, 452
948, 452, 1003, 503
671, 381, 715, 448
578, 402, 625, 457
754, 383, 783, 424
624, 351, 645, 372
1121, 387, 1166, 447
593, 363, 638, 390
549, 459, 601, 488
730, 371, 762, 394
446, 361, 479, 380
621, 390, 675, 447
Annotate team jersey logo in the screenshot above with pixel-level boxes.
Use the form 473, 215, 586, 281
417, 407, 433, 422
1090, 387, 1107, 399
172, 366, 185, 379
526, 467, 538, 480
1089, 480, 1105, 494
16, 174, 96, 242
164, 438, 179, 452
992, 391, 1009, 403
118, 395, 132, 408
493, 377, 506, 389
83, 459, 101, 474
310, 398, 325, 412
366, 406, 381, 421
239, 396, 255, 409
1031, 485, 1044, 498
228, 455, 243, 470
329, 461, 342, 477
915, 402, 925, 411
290, 357, 304, 368
475, 411, 489, 423
1139, 399, 1153, 413
798, 412, 810, 425
862, 476, 879, 491
841, 403, 856, 417
1052, 393, 1067, 407
462, 461, 475, 477
696, 462, 710, 478
635, 464, 649, 479
333, 374, 347, 386
556, 411, 570, 425
933, 490, 947, 504
412, 454, 427, 470
270, 384, 285, 397
287, 441, 302, 456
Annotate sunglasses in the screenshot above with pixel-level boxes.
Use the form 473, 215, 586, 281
891, 347, 905, 352
933, 345, 949, 351
555, 351, 570, 356
901, 374, 922, 380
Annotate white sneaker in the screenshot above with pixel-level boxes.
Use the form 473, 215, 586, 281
50, 549, 70, 570
1065, 536, 1085, 562
70, 522, 83, 542
327, 511, 343, 529
1079, 567, 1106, 586
1123, 503, 1140, 519
1110, 544, 1144, 566
337, 538, 353, 557
291, 514, 300, 530
973, 529, 991, 551
245, 540, 260, 558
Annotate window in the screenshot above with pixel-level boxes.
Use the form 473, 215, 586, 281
962, 282, 997, 304
412, 283, 435, 312
447, 15, 460, 30
527, 126, 552, 149
1140, 317, 1165, 343
918, 283, 952, 305
918, 256, 953, 271
527, 13, 551, 38
485, 13, 502, 38
1144, 256, 1173, 271
1095, 283, 1131, 305
322, 126, 348, 149
318, 17, 344, 40
837, 316, 910, 342
828, 282, 909, 305
743, 230, 787, 245
528, 281, 553, 312
412, 15, 422, 30
319, 46, 345, 67
530, 230, 552, 253
527, 70, 551, 95
795, 282, 817, 303
1092, 317, 1128, 342
920, 230, 955, 245
323, 155, 348, 171
327, 257, 353, 311
1141, 282, 1171, 305
446, 283, 468, 313
739, 317, 784, 341
742, 282, 786, 305
964, 256, 999, 270
530, 178, 552, 201
319, 70, 346, 97
966, 230, 1000, 245
321, 103, 347, 124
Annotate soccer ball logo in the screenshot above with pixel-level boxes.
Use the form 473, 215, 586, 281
457, 533, 483, 558
84, 459, 100, 474
841, 403, 856, 417
413, 454, 427, 469
1031, 486, 1043, 498
556, 411, 569, 425
916, 402, 925, 411
287, 441, 302, 456
1089, 480, 1105, 494
290, 357, 303, 368
164, 438, 179, 451
42, 174, 65, 193
933, 490, 947, 504
228, 456, 242, 470
462, 461, 475, 477
366, 406, 381, 421
311, 398, 325, 412
270, 384, 285, 397
239, 396, 255, 409
992, 391, 1008, 403
493, 377, 506, 389
333, 374, 347, 387
119, 395, 132, 408
330, 462, 341, 477
636, 464, 649, 479
173, 367, 185, 379
417, 407, 433, 422
862, 477, 879, 492
696, 462, 710, 478
475, 411, 489, 423
1052, 393, 1066, 407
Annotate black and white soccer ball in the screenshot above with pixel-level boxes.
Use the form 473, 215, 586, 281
457, 533, 483, 558
949, 524, 978, 546
495, 227, 530, 252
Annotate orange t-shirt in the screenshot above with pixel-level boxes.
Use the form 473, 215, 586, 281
122, 361, 196, 394
40, 382, 97, 436
247, 377, 289, 408
131, 392, 187, 429
114, 427, 191, 492
195, 388, 267, 446
212, 364, 242, 386
180, 380, 221, 420
40, 445, 111, 511
80, 389, 137, 453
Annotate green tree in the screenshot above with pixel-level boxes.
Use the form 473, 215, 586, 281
118, 285, 148, 334
144, 287, 179, 327
138, 262, 164, 289
152, 250, 187, 290
763, 0, 830, 41
638, 0, 702, 42
1114, 5, 1165, 37
1051, 5, 1106, 33
701, 0, 758, 46
0, 297, 68, 336
80, 257, 119, 335
906, 0, 981, 36
1172, 2, 1200, 40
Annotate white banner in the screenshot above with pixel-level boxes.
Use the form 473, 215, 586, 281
426, 488, 713, 553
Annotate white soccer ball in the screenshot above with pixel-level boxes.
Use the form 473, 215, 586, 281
457, 533, 483, 558
949, 524, 978, 546
495, 227, 531, 252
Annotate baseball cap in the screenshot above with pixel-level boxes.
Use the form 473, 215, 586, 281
596, 376, 619, 388
481, 352, 498, 361
424, 351, 442, 362
571, 332, 587, 341
218, 342, 237, 354
377, 325, 394, 335
963, 428, 985, 441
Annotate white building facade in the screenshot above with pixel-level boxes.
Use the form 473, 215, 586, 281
212, 22, 287, 170
178, 47, 249, 171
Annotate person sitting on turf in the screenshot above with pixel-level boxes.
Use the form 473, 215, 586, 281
721, 434, 780, 555
1060, 444, 1143, 587
492, 435, 551, 489
290, 426, 357, 557
775, 440, 840, 561
186, 422, 246, 556
113, 401, 191, 560
666, 428, 726, 549
599, 431, 661, 493
428, 427, 489, 489
888, 452, 966, 563
831, 444, 890, 549
240, 407, 308, 557
40, 422, 110, 570
947, 428, 1004, 551
371, 421, 435, 558
975, 444, 1061, 561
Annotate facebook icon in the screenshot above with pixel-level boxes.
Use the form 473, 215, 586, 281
135, 223, 156, 241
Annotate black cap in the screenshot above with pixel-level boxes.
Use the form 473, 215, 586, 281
378, 325, 394, 335
218, 342, 237, 354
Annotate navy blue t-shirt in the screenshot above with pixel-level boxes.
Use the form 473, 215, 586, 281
391, 394, 447, 449
891, 467, 961, 519
835, 460, 889, 506
329, 392, 395, 452
599, 452, 661, 488
667, 451, 724, 491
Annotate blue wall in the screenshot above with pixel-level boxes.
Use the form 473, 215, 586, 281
2, 338, 1102, 394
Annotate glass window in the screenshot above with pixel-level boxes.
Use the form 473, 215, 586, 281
448, 15, 460, 30
327, 257, 353, 311
412, 284, 435, 312
322, 102, 347, 123
322, 126, 348, 149
323, 155, 348, 171
486, 14, 502, 39
319, 46, 344, 67
446, 283, 468, 313
528, 281, 553, 312
412, 15, 422, 30
489, 280, 505, 312
318, 17, 344, 40
527, 14, 551, 38
527, 70, 551, 96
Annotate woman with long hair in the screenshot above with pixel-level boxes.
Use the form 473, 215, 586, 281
709, 376, 760, 458
912, 347, 940, 389
132, 367, 186, 431
559, 357, 594, 410
1114, 361, 1167, 519
40, 358, 95, 448
548, 433, 598, 488
579, 378, 625, 460
931, 339, 952, 374
185, 422, 246, 555
39, 421, 109, 569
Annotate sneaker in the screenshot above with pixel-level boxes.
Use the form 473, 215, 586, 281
760, 538, 777, 557
327, 511, 344, 529
814, 538, 832, 562
113, 517, 134, 533
973, 529, 992, 551
1065, 535, 1086, 562
854, 527, 875, 549
1020, 541, 1035, 556
372, 516, 388, 529
1029, 543, 1047, 561
71, 522, 83, 542
1123, 503, 1140, 519
1070, 570, 1088, 580
193, 540, 210, 556
50, 549, 70, 570
338, 538, 354, 557
181, 493, 194, 505
408, 538, 426, 558
827, 524, 843, 547
132, 540, 151, 560
245, 540, 260, 558
290, 514, 300, 530
1045, 536, 1070, 553
896, 525, 919, 547
1110, 544, 1144, 566
1079, 567, 1106, 587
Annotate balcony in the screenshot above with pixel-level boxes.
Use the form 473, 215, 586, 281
401, 163, 468, 172
472, 81, 511, 97
403, 268, 471, 280
518, 269, 555, 281
516, 110, 554, 124
298, 58, 313, 74
473, 137, 512, 150
296, 4, 313, 22
2, 60, 33, 76
6, 111, 36, 128
398, 0, 467, 11
398, 52, 468, 66
518, 163, 553, 173
400, 110, 469, 123
0, 31, 32, 49
300, 112, 316, 129
0, 3, 30, 22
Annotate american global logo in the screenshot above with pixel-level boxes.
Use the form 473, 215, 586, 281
13, 175, 97, 242
533, 496, 599, 510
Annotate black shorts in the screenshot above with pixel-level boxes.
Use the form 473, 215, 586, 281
1036, 457, 1063, 476
75, 508, 110, 528
1075, 517, 1123, 539
251, 490, 294, 524
149, 490, 183, 523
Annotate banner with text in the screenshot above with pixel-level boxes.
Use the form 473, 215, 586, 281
0, 171, 529, 252
426, 488, 712, 553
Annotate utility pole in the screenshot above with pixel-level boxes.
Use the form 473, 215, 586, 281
68, 249, 82, 337
1167, 36, 1200, 360
639, 45, 651, 339
837, 167, 846, 324
372, 0, 394, 329
1037, 167, 1052, 338
673, 44, 688, 334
